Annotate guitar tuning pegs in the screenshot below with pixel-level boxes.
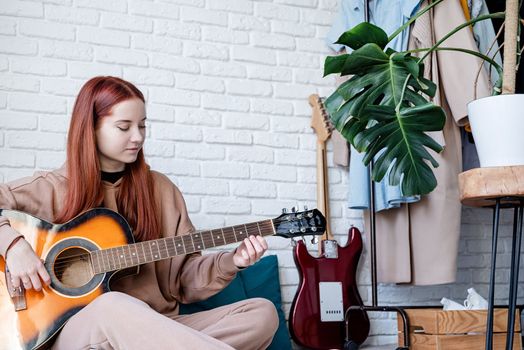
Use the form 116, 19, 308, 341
291, 206, 297, 213
303, 205, 308, 211
282, 208, 288, 214
310, 236, 318, 244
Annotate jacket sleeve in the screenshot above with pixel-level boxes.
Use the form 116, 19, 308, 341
160, 178, 240, 304
0, 182, 22, 258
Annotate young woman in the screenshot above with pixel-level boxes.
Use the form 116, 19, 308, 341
0, 76, 279, 349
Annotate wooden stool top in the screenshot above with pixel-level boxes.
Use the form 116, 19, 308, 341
458, 166, 524, 207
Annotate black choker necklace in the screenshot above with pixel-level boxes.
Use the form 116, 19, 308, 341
101, 170, 126, 184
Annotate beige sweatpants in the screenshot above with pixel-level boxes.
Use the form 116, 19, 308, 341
51, 292, 279, 350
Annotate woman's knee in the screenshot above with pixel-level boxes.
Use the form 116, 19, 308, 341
89, 291, 146, 312
250, 298, 279, 334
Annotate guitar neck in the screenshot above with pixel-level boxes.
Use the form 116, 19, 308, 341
317, 140, 332, 243
90, 219, 275, 274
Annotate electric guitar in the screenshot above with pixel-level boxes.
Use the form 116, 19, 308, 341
288, 95, 369, 349
0, 207, 326, 350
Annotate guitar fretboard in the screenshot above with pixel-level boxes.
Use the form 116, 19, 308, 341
90, 220, 275, 274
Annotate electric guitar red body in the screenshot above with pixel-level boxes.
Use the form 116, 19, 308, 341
289, 226, 370, 349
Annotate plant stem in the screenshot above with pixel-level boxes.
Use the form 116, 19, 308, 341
387, 0, 444, 43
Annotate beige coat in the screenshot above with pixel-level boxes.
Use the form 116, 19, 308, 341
366, 0, 491, 285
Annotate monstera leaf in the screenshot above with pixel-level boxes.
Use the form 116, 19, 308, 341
324, 22, 446, 196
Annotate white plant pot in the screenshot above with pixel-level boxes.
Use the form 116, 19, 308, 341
468, 94, 524, 167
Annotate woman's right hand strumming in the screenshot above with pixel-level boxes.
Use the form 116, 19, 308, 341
5, 238, 51, 292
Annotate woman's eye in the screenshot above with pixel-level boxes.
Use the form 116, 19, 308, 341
117, 127, 129, 131
139, 125, 146, 129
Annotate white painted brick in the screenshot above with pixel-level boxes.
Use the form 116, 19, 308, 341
0, 18, 16, 35
251, 99, 293, 115
252, 164, 296, 182
184, 42, 229, 61
297, 37, 331, 54
129, 0, 180, 19
41, 78, 82, 97
301, 8, 334, 25
276, 149, 316, 166
0, 149, 34, 167
247, 65, 292, 82
175, 108, 221, 126
226, 80, 272, 97
274, 83, 314, 100
0, 1, 43, 18
142, 140, 174, 157
0, 92, 6, 108
149, 158, 200, 176
155, 20, 201, 40
203, 162, 249, 179
132, 34, 182, 55
95, 47, 148, 67
294, 99, 314, 117
0, 133, 3, 147
202, 61, 246, 78
151, 54, 200, 73
277, 0, 318, 7
278, 183, 316, 201
208, 0, 253, 14
44, 5, 99, 25
150, 88, 200, 107
19, 19, 75, 41
202, 94, 249, 112
251, 32, 296, 50
78, 27, 130, 48
145, 104, 175, 123
123, 68, 174, 87
272, 116, 311, 133
182, 195, 201, 213
10, 93, 67, 114
253, 132, 299, 148
0, 35, 37, 55
69, 62, 123, 79
223, 113, 269, 130
228, 146, 274, 163
36, 151, 65, 170
39, 114, 69, 133
40, 40, 93, 61
230, 14, 270, 32
161, 0, 204, 7
294, 68, 335, 86
180, 7, 228, 27
202, 27, 249, 45
278, 51, 320, 68
11, 57, 66, 76
177, 177, 229, 196
175, 143, 225, 160
232, 180, 277, 198
153, 123, 202, 142
8, 131, 65, 150
272, 20, 316, 38
176, 74, 225, 93
205, 129, 252, 145
102, 13, 154, 33
203, 197, 251, 215
252, 199, 297, 217
0, 74, 40, 92
0, 56, 8, 71
232, 47, 276, 65
256, 3, 299, 22
0, 111, 38, 130
76, 0, 127, 13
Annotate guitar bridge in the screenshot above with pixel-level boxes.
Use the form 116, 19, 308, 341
5, 270, 27, 311
319, 282, 344, 322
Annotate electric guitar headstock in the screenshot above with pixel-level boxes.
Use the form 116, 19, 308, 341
309, 94, 333, 142
272, 208, 326, 239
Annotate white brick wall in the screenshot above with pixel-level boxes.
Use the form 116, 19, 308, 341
1, 0, 522, 348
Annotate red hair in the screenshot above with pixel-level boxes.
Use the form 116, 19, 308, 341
56, 76, 159, 241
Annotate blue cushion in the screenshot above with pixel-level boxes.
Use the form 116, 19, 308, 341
179, 255, 292, 350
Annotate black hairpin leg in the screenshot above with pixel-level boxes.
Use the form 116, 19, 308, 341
485, 199, 501, 350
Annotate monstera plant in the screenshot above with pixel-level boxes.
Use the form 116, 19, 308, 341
323, 0, 504, 196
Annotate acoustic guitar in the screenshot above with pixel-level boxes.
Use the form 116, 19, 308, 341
0, 207, 326, 350
288, 95, 369, 349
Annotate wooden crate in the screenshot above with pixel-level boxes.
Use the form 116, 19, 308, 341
397, 308, 522, 350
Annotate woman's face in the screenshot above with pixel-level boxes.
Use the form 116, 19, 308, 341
95, 98, 146, 172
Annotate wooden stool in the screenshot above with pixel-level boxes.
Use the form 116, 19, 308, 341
459, 166, 524, 350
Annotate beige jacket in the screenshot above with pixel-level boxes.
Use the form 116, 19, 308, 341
368, 0, 491, 285
0, 166, 240, 318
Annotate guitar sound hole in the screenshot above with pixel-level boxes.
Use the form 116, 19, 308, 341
53, 247, 93, 288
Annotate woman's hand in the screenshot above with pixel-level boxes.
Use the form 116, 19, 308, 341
5, 238, 51, 292
233, 235, 268, 268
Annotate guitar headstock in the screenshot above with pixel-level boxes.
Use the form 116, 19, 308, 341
273, 208, 326, 239
309, 94, 333, 142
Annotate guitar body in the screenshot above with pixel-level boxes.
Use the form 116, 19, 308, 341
0, 208, 135, 350
289, 226, 369, 349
